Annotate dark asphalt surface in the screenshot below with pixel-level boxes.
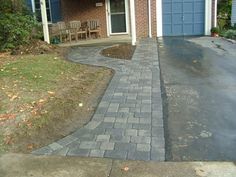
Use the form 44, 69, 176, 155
158, 37, 236, 161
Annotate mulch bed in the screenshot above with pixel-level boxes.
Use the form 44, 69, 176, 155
11, 39, 59, 55
100, 43, 136, 60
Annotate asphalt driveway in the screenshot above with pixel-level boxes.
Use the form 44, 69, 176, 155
158, 37, 236, 161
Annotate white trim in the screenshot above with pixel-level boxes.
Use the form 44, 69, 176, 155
130, 0, 136, 45
156, 0, 163, 37
40, 0, 50, 43
108, 0, 129, 35
205, 0, 212, 35
148, 0, 152, 38
214, 0, 218, 27
110, 32, 129, 35
125, 0, 130, 34
105, 0, 110, 37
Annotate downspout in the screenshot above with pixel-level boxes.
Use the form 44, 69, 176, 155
130, 0, 137, 45
31, 0, 36, 13
40, 0, 50, 43
148, 0, 152, 38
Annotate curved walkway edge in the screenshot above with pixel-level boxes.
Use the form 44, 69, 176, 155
32, 38, 165, 161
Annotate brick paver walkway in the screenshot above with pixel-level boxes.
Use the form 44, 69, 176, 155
32, 39, 165, 161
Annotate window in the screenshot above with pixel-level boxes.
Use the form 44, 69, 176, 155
34, 0, 52, 22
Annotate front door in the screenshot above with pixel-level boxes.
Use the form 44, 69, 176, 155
108, 0, 128, 34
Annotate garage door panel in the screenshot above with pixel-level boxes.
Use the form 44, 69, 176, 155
173, 14, 183, 24
172, 0, 182, 2
194, 23, 204, 34
172, 3, 182, 13
194, 13, 204, 22
163, 25, 172, 34
183, 2, 193, 12
163, 2, 172, 13
163, 0, 205, 36
183, 24, 193, 35
172, 25, 183, 35
184, 13, 194, 23
163, 14, 172, 23
195, 1, 205, 12
183, 0, 194, 2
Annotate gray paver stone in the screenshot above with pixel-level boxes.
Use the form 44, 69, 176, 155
100, 142, 115, 150
90, 149, 105, 157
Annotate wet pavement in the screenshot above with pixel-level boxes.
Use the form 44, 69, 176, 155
158, 37, 236, 161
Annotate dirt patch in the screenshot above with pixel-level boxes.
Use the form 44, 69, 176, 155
0, 50, 113, 153
100, 43, 136, 60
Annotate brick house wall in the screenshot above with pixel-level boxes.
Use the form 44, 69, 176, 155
151, 0, 157, 37
135, 0, 157, 38
135, 0, 148, 38
61, 0, 153, 39
61, 0, 108, 38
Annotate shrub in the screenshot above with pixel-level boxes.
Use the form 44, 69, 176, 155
0, 0, 38, 51
0, 13, 37, 50
222, 30, 236, 40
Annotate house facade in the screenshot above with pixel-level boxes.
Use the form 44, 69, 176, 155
232, 0, 236, 26
27, 0, 217, 42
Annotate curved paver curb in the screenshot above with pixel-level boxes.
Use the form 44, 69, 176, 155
32, 38, 165, 161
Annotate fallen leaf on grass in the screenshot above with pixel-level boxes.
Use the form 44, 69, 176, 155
4, 135, 14, 145
26, 120, 32, 128
27, 144, 34, 150
19, 109, 25, 112
31, 110, 38, 115
0, 114, 16, 121
79, 103, 83, 107
47, 91, 55, 95
0, 122, 5, 126
121, 166, 129, 172
10, 95, 18, 101
39, 99, 46, 103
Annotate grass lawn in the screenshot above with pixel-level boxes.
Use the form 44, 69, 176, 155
0, 52, 113, 153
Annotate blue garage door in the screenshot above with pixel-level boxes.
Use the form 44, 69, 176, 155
163, 0, 205, 36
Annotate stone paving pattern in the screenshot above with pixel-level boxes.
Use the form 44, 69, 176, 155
32, 39, 165, 161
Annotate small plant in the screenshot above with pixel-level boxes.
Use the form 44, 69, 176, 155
211, 27, 220, 37
211, 27, 220, 33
